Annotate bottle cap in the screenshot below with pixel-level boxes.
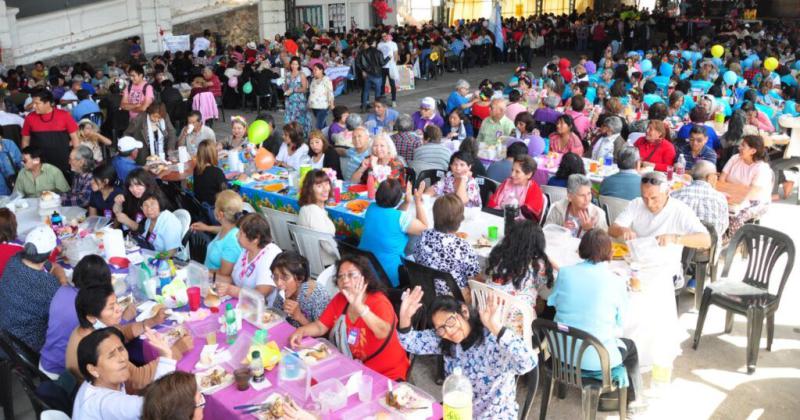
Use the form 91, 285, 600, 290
252, 350, 260, 359
254, 329, 267, 344
226, 303, 233, 310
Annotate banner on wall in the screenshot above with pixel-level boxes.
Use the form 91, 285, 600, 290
163, 35, 190, 53
388, 65, 415, 92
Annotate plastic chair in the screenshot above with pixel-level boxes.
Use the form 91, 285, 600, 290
288, 223, 339, 278
541, 185, 567, 205
12, 369, 49, 418
693, 224, 795, 374
177, 190, 213, 226
0, 329, 48, 382
40, 410, 71, 420
1, 361, 13, 420
540, 192, 551, 227
598, 195, 630, 226
475, 175, 499, 207
259, 206, 299, 251
404, 259, 465, 327
533, 319, 628, 420
173, 209, 192, 261
683, 221, 719, 311
336, 240, 392, 288
415, 169, 445, 189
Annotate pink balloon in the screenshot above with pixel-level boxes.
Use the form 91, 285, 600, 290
228, 76, 238, 88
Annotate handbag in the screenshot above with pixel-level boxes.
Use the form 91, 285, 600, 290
330, 302, 396, 364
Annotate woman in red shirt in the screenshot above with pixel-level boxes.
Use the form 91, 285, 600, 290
634, 120, 676, 172
488, 155, 544, 222
470, 87, 493, 132
289, 255, 409, 381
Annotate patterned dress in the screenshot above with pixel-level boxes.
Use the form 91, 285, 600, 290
398, 327, 536, 420
432, 173, 482, 208
413, 229, 480, 295
284, 73, 311, 134
273, 281, 331, 328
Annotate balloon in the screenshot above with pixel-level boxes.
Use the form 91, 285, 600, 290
660, 62, 673, 77
584, 61, 596, 75
795, 61, 800, 71
693, 51, 703, 62
640, 59, 652, 73
723, 70, 738, 86
764, 57, 779, 71
247, 120, 271, 145
681, 50, 693, 60
429, 52, 439, 61
711, 44, 724, 58
712, 57, 722, 67
242, 81, 253, 94
254, 147, 275, 171
227, 76, 238, 88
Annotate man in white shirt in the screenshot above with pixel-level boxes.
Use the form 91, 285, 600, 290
609, 171, 711, 287
178, 111, 216, 156
0, 101, 24, 127
193, 30, 212, 57
377, 33, 399, 107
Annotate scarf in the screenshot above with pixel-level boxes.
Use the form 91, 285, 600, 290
146, 117, 166, 159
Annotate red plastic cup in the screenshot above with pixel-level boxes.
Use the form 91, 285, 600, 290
666, 165, 674, 181
187, 287, 201, 311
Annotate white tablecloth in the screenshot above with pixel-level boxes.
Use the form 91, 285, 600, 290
8, 198, 87, 238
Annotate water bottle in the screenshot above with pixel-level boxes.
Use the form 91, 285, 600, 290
604, 150, 614, 168
225, 303, 238, 345
251, 350, 265, 383
675, 154, 686, 176
157, 259, 172, 294
443, 367, 473, 420
50, 211, 63, 229
503, 197, 520, 237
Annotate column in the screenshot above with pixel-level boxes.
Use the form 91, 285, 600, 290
140, 0, 173, 56
0, 1, 19, 67
258, 0, 287, 41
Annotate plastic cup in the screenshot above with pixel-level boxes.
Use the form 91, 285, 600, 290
358, 374, 373, 402
589, 161, 599, 173
666, 165, 674, 181
234, 367, 252, 391
488, 226, 498, 241
187, 287, 201, 311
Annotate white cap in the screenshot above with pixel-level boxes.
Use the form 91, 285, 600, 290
25, 225, 57, 255
420, 97, 436, 110
117, 136, 143, 153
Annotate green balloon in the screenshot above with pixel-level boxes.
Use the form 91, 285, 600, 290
248, 120, 271, 145
242, 81, 253, 94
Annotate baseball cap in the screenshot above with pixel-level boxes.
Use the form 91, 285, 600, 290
117, 136, 143, 153
25, 225, 57, 255
420, 97, 436, 110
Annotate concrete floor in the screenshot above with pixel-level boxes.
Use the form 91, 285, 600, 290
5, 52, 800, 420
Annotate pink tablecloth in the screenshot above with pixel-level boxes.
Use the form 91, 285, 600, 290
144, 307, 442, 419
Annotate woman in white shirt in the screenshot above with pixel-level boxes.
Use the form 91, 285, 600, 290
72, 327, 174, 420
216, 213, 282, 306
276, 121, 310, 171
297, 169, 335, 234
307, 63, 335, 130
140, 193, 183, 256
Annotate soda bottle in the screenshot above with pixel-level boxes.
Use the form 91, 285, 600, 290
443, 367, 472, 420
225, 303, 238, 345
367, 173, 376, 200
675, 154, 686, 176
50, 211, 62, 229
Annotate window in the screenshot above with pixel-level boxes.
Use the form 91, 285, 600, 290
296, 6, 324, 30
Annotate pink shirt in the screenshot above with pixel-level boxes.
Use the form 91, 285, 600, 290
122, 82, 154, 119
722, 154, 773, 203
505, 102, 526, 122
548, 132, 584, 156
752, 111, 775, 132
565, 109, 591, 139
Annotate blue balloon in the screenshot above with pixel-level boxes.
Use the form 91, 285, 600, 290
693, 51, 703, 62
660, 62, 673, 77
640, 59, 653, 73
742, 58, 754, 69
682, 50, 693, 60
723, 70, 738, 86
712, 57, 722, 67
795, 61, 800, 71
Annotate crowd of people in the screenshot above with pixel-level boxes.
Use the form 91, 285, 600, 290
0, 4, 798, 420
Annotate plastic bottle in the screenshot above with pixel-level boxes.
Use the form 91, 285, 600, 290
225, 303, 238, 345
604, 150, 614, 168
251, 350, 265, 383
443, 367, 473, 420
157, 259, 172, 294
367, 173, 376, 200
675, 154, 686, 176
50, 211, 62, 229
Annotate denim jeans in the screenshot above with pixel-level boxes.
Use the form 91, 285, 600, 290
362, 75, 383, 108
312, 108, 329, 130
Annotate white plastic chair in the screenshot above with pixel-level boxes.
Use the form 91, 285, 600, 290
288, 223, 339, 278
173, 209, 192, 261
598, 195, 631, 225
242, 202, 256, 214
40, 410, 71, 420
315, 264, 340, 297
469, 280, 535, 353
540, 185, 567, 205
259, 206, 298, 251
540, 191, 550, 227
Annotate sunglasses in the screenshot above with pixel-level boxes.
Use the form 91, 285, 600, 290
641, 177, 664, 186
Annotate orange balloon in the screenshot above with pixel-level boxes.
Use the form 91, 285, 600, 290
255, 148, 275, 171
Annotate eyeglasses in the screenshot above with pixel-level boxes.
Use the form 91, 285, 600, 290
641, 177, 664, 186
195, 393, 206, 409
433, 314, 459, 336
336, 271, 362, 282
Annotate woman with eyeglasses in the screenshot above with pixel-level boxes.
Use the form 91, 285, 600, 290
270, 251, 331, 328
397, 290, 536, 419
289, 255, 410, 381
142, 371, 205, 420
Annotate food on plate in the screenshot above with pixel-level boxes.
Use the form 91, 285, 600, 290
196, 366, 232, 392
385, 384, 432, 414
612, 242, 629, 259
348, 184, 368, 193
253, 395, 298, 420
346, 199, 370, 213
164, 325, 188, 346
339, 191, 358, 201
262, 311, 279, 324
455, 232, 469, 240
40, 191, 58, 201
474, 236, 492, 248
262, 183, 286, 192
297, 343, 331, 364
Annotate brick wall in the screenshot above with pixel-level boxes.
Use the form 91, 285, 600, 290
173, 4, 260, 50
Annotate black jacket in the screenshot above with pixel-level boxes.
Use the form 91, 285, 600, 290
356, 47, 388, 77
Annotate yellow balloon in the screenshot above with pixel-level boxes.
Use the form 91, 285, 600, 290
430, 52, 439, 61
764, 57, 779, 71
710, 44, 724, 58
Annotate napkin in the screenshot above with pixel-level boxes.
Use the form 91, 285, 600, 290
345, 371, 363, 397
178, 146, 190, 163
103, 228, 127, 259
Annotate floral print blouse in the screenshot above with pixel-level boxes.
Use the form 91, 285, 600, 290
413, 229, 480, 294
398, 328, 536, 420
274, 281, 331, 328
433, 172, 482, 208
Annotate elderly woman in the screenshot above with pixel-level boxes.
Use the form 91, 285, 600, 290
65, 284, 189, 392
139, 192, 182, 255
190, 190, 243, 278
532, 95, 563, 127
289, 256, 411, 381
77, 119, 112, 163
720, 135, 773, 241
216, 213, 282, 305
634, 120, 676, 171
412, 96, 445, 131
398, 291, 536, 419
547, 152, 586, 187
72, 328, 174, 420
113, 169, 168, 234
427, 151, 482, 208
270, 251, 331, 328
60, 145, 96, 208
548, 114, 584, 155
488, 155, 545, 221
547, 229, 644, 406
359, 179, 428, 287
351, 133, 406, 184
446, 79, 478, 116
142, 371, 205, 420
391, 114, 423, 163
276, 121, 310, 171
545, 174, 608, 237
591, 115, 625, 161
413, 193, 479, 299
193, 140, 226, 206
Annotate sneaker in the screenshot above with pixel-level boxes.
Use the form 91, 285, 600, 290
687, 278, 697, 294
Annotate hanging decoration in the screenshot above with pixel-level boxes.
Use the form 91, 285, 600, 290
372, 0, 393, 21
